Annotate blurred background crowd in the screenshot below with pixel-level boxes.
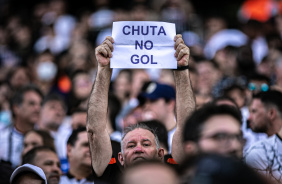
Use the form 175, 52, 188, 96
1, 0, 282, 183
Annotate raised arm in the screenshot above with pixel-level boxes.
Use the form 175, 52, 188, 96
86, 36, 114, 176
171, 34, 196, 163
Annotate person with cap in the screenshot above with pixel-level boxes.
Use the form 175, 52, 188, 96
22, 146, 62, 184
139, 81, 177, 153
87, 34, 195, 184
10, 163, 47, 184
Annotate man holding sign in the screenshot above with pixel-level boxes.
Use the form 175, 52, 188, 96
87, 21, 195, 184
111, 21, 177, 69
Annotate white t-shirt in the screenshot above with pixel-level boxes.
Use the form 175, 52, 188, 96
244, 134, 282, 183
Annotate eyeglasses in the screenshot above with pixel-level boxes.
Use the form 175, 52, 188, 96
248, 82, 269, 92
201, 132, 245, 145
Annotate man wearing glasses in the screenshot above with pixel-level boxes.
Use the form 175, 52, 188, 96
182, 104, 244, 159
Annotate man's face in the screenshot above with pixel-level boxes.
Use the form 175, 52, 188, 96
40, 100, 65, 131
33, 150, 62, 184
23, 131, 43, 156
248, 99, 269, 133
15, 91, 42, 125
68, 131, 91, 167
195, 115, 243, 158
142, 98, 172, 123
119, 128, 163, 168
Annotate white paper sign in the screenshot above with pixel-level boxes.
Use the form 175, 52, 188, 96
111, 21, 177, 69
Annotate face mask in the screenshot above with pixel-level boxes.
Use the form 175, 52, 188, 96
36, 61, 58, 81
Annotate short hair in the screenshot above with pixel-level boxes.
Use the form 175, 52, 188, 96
140, 120, 169, 151
42, 93, 67, 112
253, 90, 282, 114
121, 123, 160, 154
183, 104, 242, 142
22, 146, 56, 165
11, 84, 43, 117
67, 127, 86, 146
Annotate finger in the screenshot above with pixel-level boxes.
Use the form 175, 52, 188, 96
177, 47, 189, 61
104, 44, 112, 58
103, 39, 114, 52
105, 36, 114, 44
95, 45, 108, 57
174, 37, 184, 50
175, 43, 186, 57
174, 34, 182, 41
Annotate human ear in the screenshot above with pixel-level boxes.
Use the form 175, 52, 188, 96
268, 108, 277, 120
118, 152, 124, 166
157, 148, 165, 161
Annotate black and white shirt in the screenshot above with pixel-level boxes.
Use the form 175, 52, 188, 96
244, 134, 282, 183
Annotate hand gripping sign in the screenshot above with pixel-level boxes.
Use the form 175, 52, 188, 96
111, 21, 177, 69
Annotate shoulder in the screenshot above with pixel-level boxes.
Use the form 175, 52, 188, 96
244, 135, 277, 168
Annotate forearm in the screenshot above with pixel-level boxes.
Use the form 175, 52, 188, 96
172, 69, 195, 163
87, 66, 113, 176
87, 67, 112, 133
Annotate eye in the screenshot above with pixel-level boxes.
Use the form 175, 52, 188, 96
212, 133, 228, 141
127, 144, 135, 148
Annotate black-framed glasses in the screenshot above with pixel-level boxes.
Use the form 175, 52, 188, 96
201, 132, 245, 145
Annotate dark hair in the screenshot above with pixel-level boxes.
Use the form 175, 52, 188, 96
140, 120, 169, 151
253, 90, 282, 114
247, 72, 271, 85
22, 146, 56, 165
24, 129, 55, 152
11, 84, 43, 117
11, 84, 43, 107
67, 126, 86, 146
183, 104, 242, 142
42, 93, 67, 112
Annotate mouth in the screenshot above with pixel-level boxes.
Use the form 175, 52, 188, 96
133, 157, 146, 161
49, 174, 60, 182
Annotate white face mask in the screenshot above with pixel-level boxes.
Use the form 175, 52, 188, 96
36, 61, 58, 81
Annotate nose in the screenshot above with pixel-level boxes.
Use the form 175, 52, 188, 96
134, 145, 144, 153
52, 164, 62, 174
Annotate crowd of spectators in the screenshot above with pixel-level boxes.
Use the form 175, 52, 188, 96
1, 0, 282, 183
